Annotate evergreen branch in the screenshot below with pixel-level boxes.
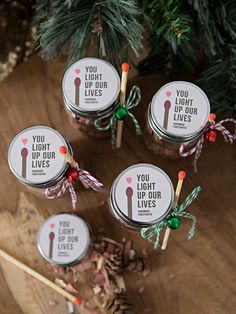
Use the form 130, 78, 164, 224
35, 0, 143, 67
199, 44, 236, 113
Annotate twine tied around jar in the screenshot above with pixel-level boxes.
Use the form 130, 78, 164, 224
141, 186, 201, 249
44, 147, 104, 209
179, 114, 236, 172
94, 85, 142, 148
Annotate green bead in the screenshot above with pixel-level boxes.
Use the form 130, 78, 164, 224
167, 217, 181, 230
115, 107, 128, 120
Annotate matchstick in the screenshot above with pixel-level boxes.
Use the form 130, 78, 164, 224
49, 231, 55, 259
59, 146, 89, 189
74, 77, 81, 107
126, 187, 133, 218
163, 100, 171, 130
161, 171, 186, 250
116, 63, 129, 149
0, 248, 81, 305
59, 146, 77, 169
21, 147, 28, 178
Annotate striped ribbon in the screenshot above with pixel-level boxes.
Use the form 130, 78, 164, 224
179, 118, 236, 172
141, 186, 201, 249
45, 165, 104, 209
94, 85, 141, 148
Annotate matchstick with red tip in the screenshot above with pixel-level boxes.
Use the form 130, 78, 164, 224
74, 77, 81, 107
21, 147, 28, 178
116, 63, 129, 149
49, 231, 55, 259
59, 146, 89, 189
126, 186, 133, 218
161, 171, 186, 250
59, 146, 77, 168
0, 248, 82, 306
163, 100, 171, 130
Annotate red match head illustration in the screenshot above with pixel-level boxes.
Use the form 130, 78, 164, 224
74, 77, 81, 87
126, 186, 133, 197
164, 100, 171, 110
49, 231, 55, 240
21, 147, 28, 158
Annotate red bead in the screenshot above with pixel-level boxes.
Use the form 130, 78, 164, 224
67, 169, 79, 182
205, 130, 217, 142
59, 146, 67, 154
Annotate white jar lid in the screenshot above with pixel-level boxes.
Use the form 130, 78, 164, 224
37, 214, 91, 266
110, 164, 174, 227
62, 57, 120, 116
8, 126, 70, 187
150, 81, 210, 141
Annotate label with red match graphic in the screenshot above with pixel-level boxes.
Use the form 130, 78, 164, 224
150, 81, 210, 138
110, 164, 174, 226
62, 57, 120, 112
37, 214, 91, 266
8, 126, 69, 185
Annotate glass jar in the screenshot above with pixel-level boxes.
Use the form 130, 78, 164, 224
37, 213, 92, 266
62, 57, 120, 137
8, 125, 73, 195
109, 163, 174, 230
144, 81, 210, 159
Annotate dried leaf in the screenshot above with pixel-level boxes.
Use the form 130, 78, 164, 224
65, 283, 79, 294
93, 285, 102, 295
115, 275, 126, 292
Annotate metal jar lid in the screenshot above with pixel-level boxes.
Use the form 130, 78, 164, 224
8, 125, 72, 188
62, 57, 120, 119
148, 81, 210, 143
109, 163, 174, 228
37, 214, 92, 266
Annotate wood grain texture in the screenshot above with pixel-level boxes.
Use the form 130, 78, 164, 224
0, 55, 235, 314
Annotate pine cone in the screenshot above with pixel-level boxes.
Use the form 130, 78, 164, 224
125, 257, 145, 273
105, 250, 123, 276
104, 293, 132, 314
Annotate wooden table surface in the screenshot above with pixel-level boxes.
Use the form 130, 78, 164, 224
0, 55, 235, 314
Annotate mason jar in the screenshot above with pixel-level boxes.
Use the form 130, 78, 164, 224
109, 163, 174, 230
37, 213, 92, 267
62, 57, 120, 137
8, 125, 73, 195
145, 81, 210, 159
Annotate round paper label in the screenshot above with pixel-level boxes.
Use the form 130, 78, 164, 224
151, 81, 210, 137
37, 214, 90, 265
62, 57, 120, 112
112, 164, 174, 225
8, 126, 68, 185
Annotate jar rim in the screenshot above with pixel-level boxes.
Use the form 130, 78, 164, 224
37, 213, 92, 266
149, 81, 210, 142
8, 125, 72, 188
109, 163, 174, 228
62, 57, 120, 117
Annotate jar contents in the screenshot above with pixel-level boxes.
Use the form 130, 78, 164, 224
62, 57, 120, 137
109, 163, 174, 229
144, 81, 210, 159
37, 214, 92, 267
8, 125, 72, 195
